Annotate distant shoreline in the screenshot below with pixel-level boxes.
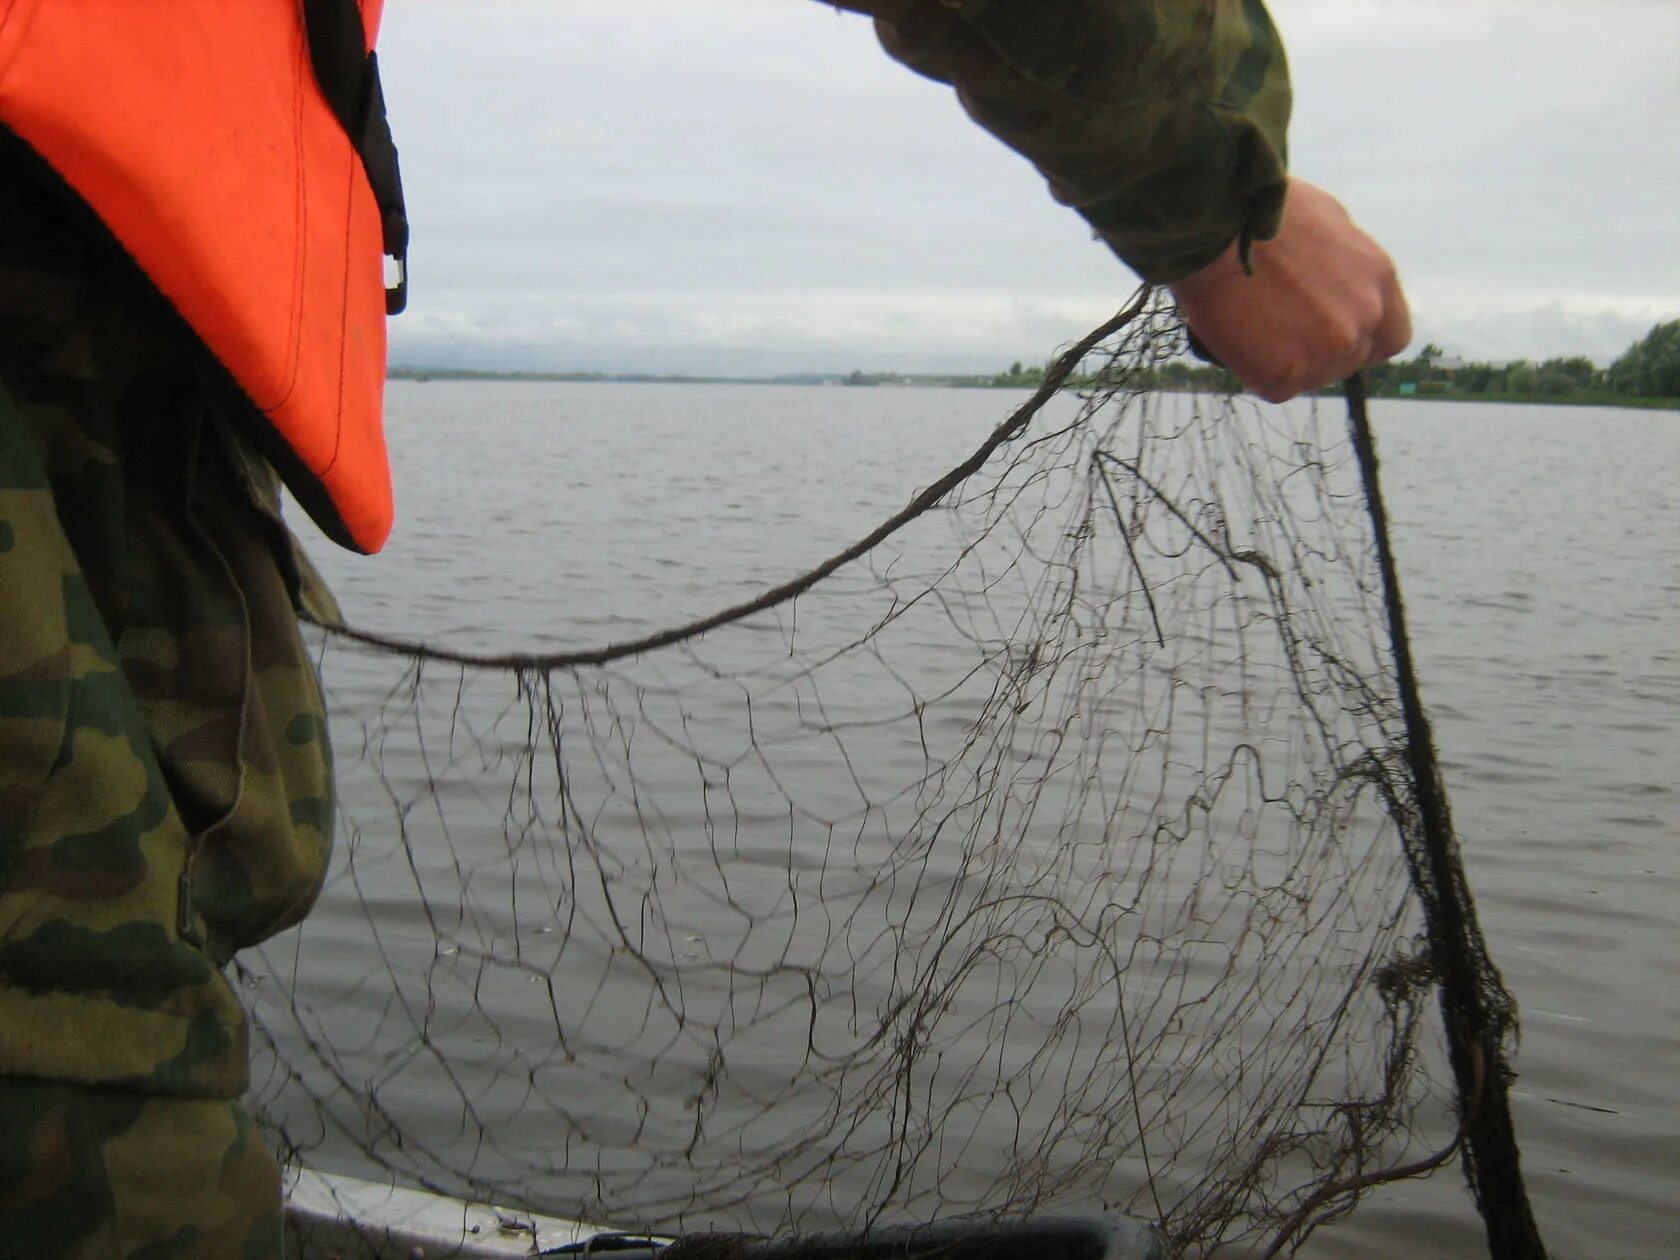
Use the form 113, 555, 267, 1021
1358, 389, 1679, 411
387, 367, 1013, 389
387, 367, 1679, 411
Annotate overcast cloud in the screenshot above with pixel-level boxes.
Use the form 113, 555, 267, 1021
378, 0, 1679, 375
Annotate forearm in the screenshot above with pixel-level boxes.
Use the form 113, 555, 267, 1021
837, 0, 1292, 282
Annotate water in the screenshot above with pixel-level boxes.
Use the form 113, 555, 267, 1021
279, 382, 1678, 1257
1330, 400, 1679, 1258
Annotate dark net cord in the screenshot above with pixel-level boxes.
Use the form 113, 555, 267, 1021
303, 296, 1151, 667
259, 296, 1543, 1257
1343, 374, 1546, 1259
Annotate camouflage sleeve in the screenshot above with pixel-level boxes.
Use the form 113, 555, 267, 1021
833, 0, 1292, 283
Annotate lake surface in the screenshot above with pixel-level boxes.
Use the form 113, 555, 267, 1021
269, 382, 1677, 1257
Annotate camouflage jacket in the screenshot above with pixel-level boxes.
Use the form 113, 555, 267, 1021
832, 0, 1291, 281
0, 142, 338, 1098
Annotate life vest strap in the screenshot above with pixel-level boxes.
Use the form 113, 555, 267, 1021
303, 0, 409, 315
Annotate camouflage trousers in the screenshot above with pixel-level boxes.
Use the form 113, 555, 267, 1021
1, 144, 338, 1253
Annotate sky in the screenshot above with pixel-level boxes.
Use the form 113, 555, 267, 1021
376, 0, 1680, 377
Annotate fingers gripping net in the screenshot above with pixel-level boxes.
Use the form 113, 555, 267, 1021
251, 299, 1460, 1254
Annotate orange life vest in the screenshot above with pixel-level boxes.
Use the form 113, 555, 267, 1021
0, 0, 402, 553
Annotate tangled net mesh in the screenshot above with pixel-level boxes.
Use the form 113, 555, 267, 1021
248, 297, 1514, 1255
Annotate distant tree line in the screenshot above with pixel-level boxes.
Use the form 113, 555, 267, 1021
1601, 319, 1680, 398
994, 358, 1241, 393
994, 318, 1680, 404
1360, 320, 1679, 401
991, 360, 1049, 388
1365, 345, 1601, 398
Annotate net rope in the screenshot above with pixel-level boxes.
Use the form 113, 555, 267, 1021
248, 294, 1536, 1256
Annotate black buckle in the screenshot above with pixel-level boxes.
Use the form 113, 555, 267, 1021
384, 235, 408, 316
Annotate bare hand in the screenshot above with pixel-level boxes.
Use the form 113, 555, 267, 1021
1168, 179, 1411, 403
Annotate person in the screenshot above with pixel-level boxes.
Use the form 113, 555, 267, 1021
0, 2, 1409, 1256
838, 0, 1411, 397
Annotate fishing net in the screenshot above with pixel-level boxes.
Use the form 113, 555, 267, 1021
248, 295, 1538, 1256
